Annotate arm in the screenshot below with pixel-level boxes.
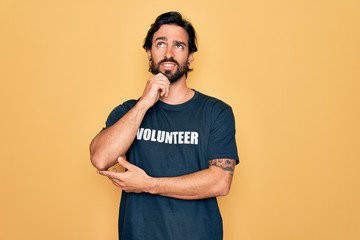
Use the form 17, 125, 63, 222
89, 74, 170, 170
152, 158, 236, 199
98, 157, 236, 200
89, 102, 148, 170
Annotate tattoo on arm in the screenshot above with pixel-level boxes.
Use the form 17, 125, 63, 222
208, 159, 236, 175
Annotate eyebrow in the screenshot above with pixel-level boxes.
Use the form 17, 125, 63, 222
174, 40, 187, 46
154, 37, 187, 46
154, 36, 167, 42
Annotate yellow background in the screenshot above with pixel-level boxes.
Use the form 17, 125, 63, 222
1, 0, 359, 239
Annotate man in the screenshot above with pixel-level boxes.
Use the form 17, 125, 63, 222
90, 11, 239, 240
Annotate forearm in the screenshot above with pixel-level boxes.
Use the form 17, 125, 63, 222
90, 101, 149, 170
148, 167, 233, 200
98, 158, 236, 199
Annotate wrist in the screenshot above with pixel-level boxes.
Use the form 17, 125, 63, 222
147, 177, 160, 195
135, 98, 151, 112
137, 97, 153, 111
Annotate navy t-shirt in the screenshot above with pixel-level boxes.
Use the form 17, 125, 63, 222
105, 90, 239, 240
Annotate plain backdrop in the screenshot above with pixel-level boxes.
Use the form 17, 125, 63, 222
1, 0, 359, 239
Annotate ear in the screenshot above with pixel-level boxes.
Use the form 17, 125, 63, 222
147, 50, 152, 61
188, 53, 194, 64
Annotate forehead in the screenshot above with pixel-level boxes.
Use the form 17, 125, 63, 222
153, 24, 189, 43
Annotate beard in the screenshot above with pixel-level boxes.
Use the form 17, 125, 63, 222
149, 57, 188, 84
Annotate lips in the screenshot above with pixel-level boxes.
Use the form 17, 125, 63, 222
159, 57, 179, 65
161, 62, 177, 70
162, 62, 176, 66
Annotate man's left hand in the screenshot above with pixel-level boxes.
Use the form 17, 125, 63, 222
97, 156, 153, 193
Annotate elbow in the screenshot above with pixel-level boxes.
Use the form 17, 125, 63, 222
90, 145, 118, 170
89, 141, 120, 170
216, 184, 231, 197
212, 176, 232, 197
90, 139, 107, 170
90, 153, 108, 170
90, 143, 109, 170
208, 167, 233, 197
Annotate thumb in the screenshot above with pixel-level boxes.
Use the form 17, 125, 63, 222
117, 156, 134, 170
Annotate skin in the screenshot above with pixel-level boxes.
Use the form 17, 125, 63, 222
90, 24, 236, 200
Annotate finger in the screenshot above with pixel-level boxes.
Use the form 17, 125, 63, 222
157, 81, 170, 97
146, 79, 169, 99
160, 86, 166, 97
154, 73, 170, 85
165, 81, 170, 97
97, 170, 119, 179
117, 156, 137, 170
156, 74, 170, 97
152, 73, 169, 82
164, 81, 171, 97
111, 178, 122, 188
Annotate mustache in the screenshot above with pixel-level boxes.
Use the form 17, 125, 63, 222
159, 57, 179, 65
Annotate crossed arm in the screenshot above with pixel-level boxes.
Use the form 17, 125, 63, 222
98, 157, 236, 200
90, 73, 236, 200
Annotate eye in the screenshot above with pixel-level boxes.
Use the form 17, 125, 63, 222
175, 43, 184, 49
156, 41, 166, 48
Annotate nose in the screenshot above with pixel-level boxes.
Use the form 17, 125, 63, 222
164, 46, 174, 59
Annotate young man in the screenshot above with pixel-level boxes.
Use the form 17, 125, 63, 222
90, 11, 239, 240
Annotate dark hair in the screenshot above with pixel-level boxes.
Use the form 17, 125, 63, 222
143, 11, 198, 53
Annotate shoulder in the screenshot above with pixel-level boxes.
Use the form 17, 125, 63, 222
194, 91, 236, 128
110, 99, 138, 114
195, 91, 233, 114
105, 99, 138, 127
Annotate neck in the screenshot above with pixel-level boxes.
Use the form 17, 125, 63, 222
159, 77, 194, 105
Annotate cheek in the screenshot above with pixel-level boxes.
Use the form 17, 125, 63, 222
152, 48, 166, 56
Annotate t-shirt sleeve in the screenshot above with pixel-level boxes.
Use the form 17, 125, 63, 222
208, 104, 239, 164
103, 100, 137, 130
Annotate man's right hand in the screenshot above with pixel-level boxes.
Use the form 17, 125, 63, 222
139, 73, 170, 109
